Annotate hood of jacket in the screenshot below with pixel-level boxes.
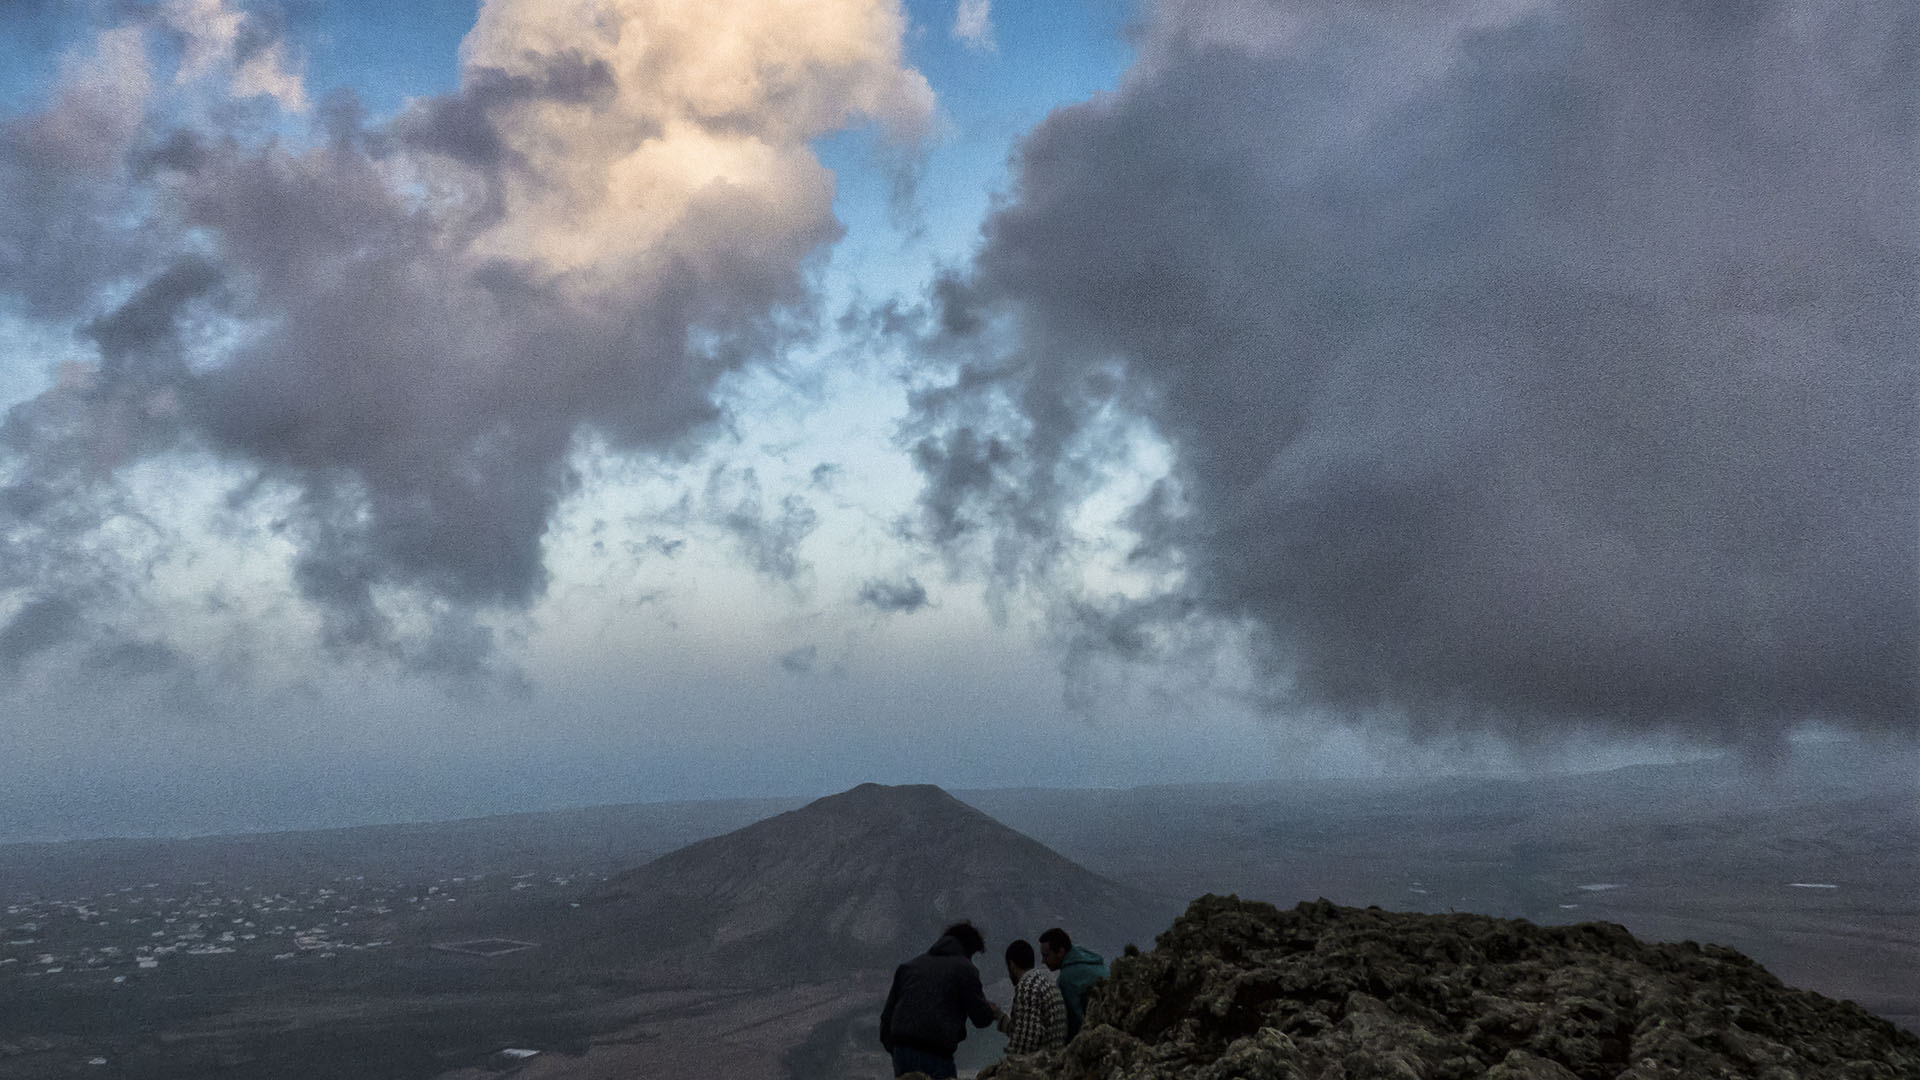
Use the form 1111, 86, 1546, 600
1061, 945, 1105, 970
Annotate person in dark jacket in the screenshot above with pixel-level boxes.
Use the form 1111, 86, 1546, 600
1039, 926, 1108, 1040
879, 922, 999, 1079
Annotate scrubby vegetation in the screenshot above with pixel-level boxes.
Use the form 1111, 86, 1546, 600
981, 895, 1920, 1079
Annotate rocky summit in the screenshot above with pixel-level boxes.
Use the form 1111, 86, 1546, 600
978, 895, 1920, 1080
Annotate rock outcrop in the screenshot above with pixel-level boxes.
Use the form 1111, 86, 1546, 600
981, 895, 1920, 1080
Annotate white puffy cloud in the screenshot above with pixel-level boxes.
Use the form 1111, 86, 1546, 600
456, 0, 932, 280
0, 0, 933, 686
953, 0, 995, 52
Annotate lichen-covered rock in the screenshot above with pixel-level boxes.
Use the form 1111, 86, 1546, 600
1486, 1049, 1583, 1079
982, 895, 1920, 1080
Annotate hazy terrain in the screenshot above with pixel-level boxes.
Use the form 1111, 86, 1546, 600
964, 744, 1920, 1035
1, 746, 1913, 1078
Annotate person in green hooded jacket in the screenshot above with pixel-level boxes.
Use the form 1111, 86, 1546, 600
1038, 927, 1108, 1040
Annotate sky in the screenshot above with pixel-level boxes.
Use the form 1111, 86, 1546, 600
0, 0, 1913, 841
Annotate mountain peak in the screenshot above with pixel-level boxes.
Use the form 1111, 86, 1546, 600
805, 782, 966, 813
576, 783, 1167, 977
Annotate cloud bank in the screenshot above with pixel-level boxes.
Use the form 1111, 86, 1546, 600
0, 0, 931, 679
916, 0, 1918, 739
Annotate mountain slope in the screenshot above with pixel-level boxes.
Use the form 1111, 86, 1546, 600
572, 783, 1171, 977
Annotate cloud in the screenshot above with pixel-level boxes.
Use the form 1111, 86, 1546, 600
0, 596, 82, 671
0, 0, 932, 681
779, 642, 819, 674
857, 574, 929, 614
0, 25, 155, 320
705, 465, 820, 584
159, 0, 307, 111
86, 638, 186, 678
953, 0, 995, 52
809, 461, 844, 489
913, 0, 1918, 740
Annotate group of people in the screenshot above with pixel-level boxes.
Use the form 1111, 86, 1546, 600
878, 922, 1110, 1079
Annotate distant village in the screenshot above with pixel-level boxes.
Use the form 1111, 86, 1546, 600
1, 870, 596, 985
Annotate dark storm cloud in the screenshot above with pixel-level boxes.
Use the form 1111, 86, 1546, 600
917, 0, 1919, 736
779, 642, 819, 674
857, 574, 928, 614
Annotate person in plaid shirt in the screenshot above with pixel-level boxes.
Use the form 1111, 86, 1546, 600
996, 938, 1067, 1056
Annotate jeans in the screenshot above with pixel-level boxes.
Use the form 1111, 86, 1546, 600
891, 1045, 958, 1078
